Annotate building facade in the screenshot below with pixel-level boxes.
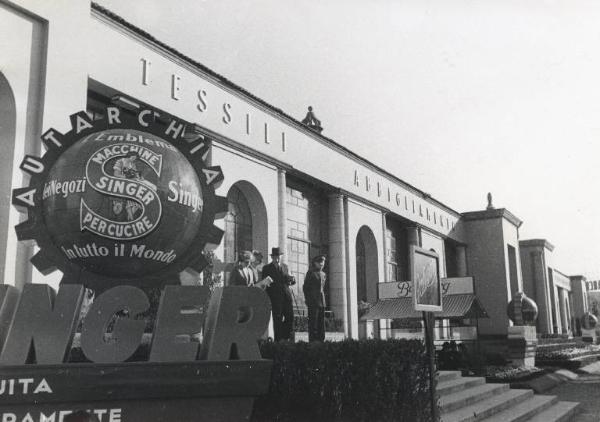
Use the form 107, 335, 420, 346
0, 1, 588, 342
520, 239, 589, 336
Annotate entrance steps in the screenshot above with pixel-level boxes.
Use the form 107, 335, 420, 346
439, 371, 579, 422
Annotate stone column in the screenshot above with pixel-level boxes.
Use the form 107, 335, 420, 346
531, 250, 552, 334
328, 193, 349, 337
559, 288, 569, 334
553, 286, 562, 334
277, 169, 287, 262
568, 292, 574, 334
406, 226, 420, 247
456, 245, 468, 277
379, 212, 388, 339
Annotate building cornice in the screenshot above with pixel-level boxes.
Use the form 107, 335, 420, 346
90, 2, 462, 220
461, 208, 523, 228
519, 239, 555, 252
553, 268, 570, 280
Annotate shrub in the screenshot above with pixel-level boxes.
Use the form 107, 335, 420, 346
294, 315, 309, 332
436, 341, 466, 370
535, 344, 600, 370
484, 352, 508, 366
253, 339, 433, 422
538, 333, 570, 341
536, 344, 600, 361
325, 317, 344, 333
484, 365, 545, 383
201, 249, 223, 291
436, 342, 499, 375
536, 342, 579, 353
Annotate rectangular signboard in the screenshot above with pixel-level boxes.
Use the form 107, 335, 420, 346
0, 397, 254, 422
0, 360, 272, 422
0, 360, 272, 405
410, 246, 442, 312
378, 277, 474, 299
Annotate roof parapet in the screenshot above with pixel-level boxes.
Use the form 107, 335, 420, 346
461, 208, 523, 228
519, 239, 555, 251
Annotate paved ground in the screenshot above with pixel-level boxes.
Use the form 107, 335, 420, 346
547, 373, 600, 422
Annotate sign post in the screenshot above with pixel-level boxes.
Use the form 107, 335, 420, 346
410, 246, 442, 422
422, 310, 438, 422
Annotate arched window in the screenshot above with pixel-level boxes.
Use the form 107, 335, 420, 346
356, 235, 367, 302
224, 185, 253, 268
356, 226, 379, 339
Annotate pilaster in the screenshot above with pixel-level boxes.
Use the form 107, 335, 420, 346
277, 169, 287, 262
456, 245, 467, 277
328, 193, 349, 337
407, 226, 420, 247
531, 250, 552, 334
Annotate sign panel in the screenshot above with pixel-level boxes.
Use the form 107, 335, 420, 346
0, 398, 254, 422
410, 246, 442, 312
378, 277, 474, 299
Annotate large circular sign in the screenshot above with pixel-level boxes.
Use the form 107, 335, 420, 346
12, 108, 227, 287
43, 129, 203, 277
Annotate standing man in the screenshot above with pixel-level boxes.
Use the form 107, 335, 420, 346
263, 247, 295, 341
251, 250, 272, 290
303, 255, 327, 342
229, 251, 257, 286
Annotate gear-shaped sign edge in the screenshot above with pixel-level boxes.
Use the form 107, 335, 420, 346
11, 107, 228, 288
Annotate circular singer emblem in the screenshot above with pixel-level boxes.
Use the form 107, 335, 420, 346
12, 108, 227, 287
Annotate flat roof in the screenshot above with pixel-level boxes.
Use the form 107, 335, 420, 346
519, 239, 555, 251
461, 208, 523, 228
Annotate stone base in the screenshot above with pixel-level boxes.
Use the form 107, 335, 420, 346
508, 325, 537, 341
507, 325, 537, 367
582, 328, 597, 344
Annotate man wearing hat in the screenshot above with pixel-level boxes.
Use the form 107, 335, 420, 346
303, 255, 327, 342
263, 247, 295, 341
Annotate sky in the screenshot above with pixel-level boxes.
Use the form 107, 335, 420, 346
97, 0, 600, 278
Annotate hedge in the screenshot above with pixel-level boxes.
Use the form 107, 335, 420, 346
293, 315, 344, 333
536, 344, 600, 361
535, 355, 600, 370
538, 333, 571, 341
484, 365, 548, 384
253, 339, 433, 422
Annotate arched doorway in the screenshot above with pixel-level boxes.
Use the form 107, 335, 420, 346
356, 225, 379, 339
223, 181, 268, 284
0, 73, 16, 284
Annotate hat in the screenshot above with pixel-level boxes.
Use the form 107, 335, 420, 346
312, 254, 326, 263
270, 247, 284, 256
238, 250, 253, 261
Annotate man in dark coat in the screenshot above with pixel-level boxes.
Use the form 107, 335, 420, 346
228, 250, 258, 286
303, 255, 327, 342
263, 247, 295, 341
